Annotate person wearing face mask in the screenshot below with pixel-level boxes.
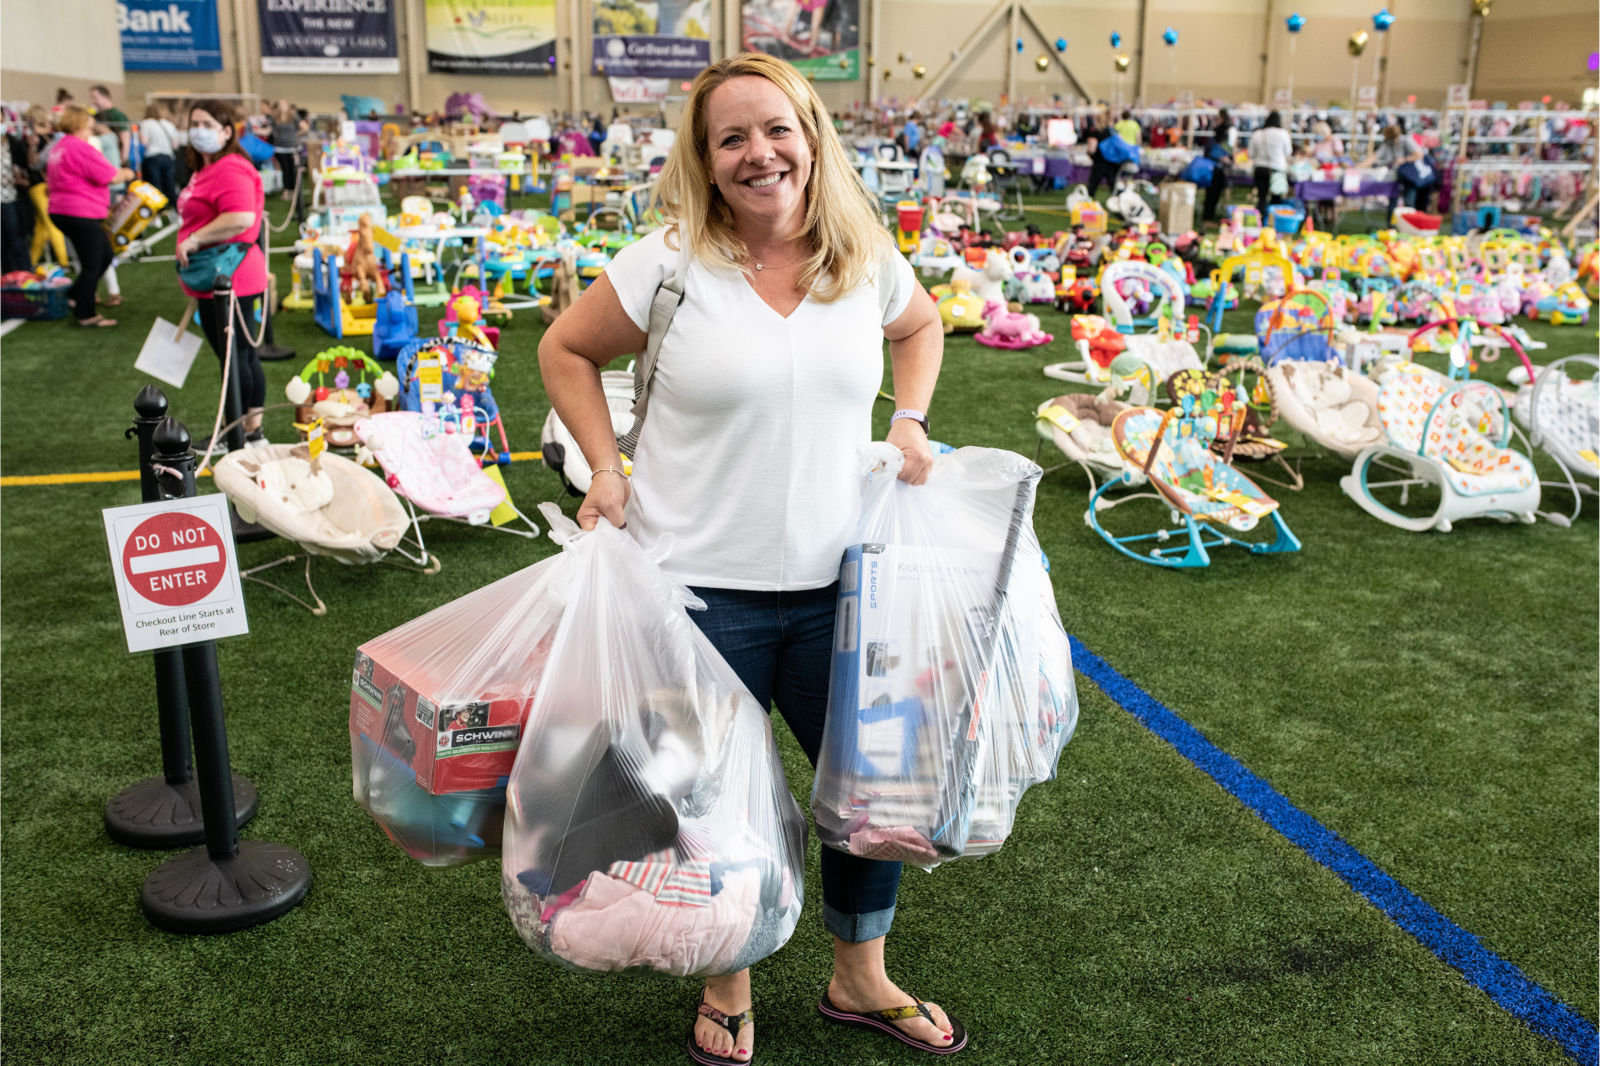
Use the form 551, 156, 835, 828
176, 100, 271, 451
541, 51, 959, 1066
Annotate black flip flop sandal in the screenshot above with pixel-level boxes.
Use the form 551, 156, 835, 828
817, 993, 967, 1055
686, 990, 755, 1065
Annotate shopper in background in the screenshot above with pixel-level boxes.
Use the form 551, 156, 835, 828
1361, 122, 1434, 214
176, 100, 271, 451
1201, 109, 1233, 224
1248, 110, 1293, 212
45, 106, 133, 327
1308, 121, 1344, 163
88, 85, 132, 164
139, 102, 181, 204
1084, 116, 1122, 197
270, 100, 303, 200
1, 136, 28, 274
976, 112, 998, 151
88, 119, 126, 308
1114, 108, 1141, 146
542, 51, 958, 1066
901, 113, 921, 155
21, 107, 64, 267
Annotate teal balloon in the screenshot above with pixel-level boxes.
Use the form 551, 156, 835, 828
1110, 32, 1121, 48
1285, 12, 1306, 32
1055, 37, 1068, 52
1162, 26, 1178, 46
1372, 7, 1395, 31
1016, 37, 1024, 52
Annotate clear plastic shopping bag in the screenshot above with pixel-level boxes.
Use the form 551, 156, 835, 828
812, 444, 1077, 868
350, 530, 567, 867
500, 509, 807, 978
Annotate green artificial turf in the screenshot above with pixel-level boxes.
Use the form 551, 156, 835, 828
1, 192, 1594, 1065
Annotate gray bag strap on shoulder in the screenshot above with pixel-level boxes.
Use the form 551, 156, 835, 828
617, 231, 691, 458
615, 235, 901, 458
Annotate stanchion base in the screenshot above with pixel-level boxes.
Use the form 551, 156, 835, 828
257, 344, 296, 363
230, 505, 277, 543
140, 840, 310, 934
104, 774, 259, 849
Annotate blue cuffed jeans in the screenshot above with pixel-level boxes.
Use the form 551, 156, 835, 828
688, 583, 902, 944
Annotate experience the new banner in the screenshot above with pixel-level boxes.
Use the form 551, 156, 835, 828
259, 0, 399, 73
119, 0, 223, 71
741, 0, 859, 80
427, 0, 556, 75
592, 0, 710, 79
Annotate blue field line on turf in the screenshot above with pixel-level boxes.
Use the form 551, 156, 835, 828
1068, 636, 1599, 1066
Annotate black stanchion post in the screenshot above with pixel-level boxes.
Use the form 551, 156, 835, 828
257, 205, 296, 363
212, 276, 249, 456
138, 417, 310, 934
105, 386, 258, 848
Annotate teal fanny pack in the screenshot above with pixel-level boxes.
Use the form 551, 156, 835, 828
178, 242, 248, 292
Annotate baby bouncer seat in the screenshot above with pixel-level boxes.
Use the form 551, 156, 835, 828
1265, 359, 1384, 462
1339, 364, 1540, 532
1087, 407, 1301, 568
1164, 361, 1302, 490
212, 444, 422, 614
1033, 392, 1130, 495
1509, 354, 1599, 525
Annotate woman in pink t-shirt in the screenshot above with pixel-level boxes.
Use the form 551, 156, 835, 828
176, 100, 270, 450
46, 106, 134, 327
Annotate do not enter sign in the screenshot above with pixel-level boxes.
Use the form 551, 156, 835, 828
122, 511, 227, 607
103, 494, 249, 654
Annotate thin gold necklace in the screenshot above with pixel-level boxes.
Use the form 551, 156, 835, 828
749, 246, 806, 272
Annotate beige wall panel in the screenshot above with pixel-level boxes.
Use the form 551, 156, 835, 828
1473, 12, 1598, 103
1, 0, 124, 102
24, 0, 1595, 121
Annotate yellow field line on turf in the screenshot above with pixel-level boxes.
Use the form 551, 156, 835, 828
1, 452, 543, 487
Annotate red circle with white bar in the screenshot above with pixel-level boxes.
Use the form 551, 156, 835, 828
121, 511, 227, 607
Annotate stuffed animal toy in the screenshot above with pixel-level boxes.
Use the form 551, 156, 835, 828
975, 302, 1053, 350
346, 212, 388, 302
950, 247, 1015, 306
542, 247, 582, 325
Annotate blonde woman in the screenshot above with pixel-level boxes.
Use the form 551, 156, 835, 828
540, 52, 962, 1064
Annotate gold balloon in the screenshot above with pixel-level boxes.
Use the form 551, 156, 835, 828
897, 52, 908, 64
1114, 53, 1131, 72
1348, 30, 1368, 56
1036, 54, 1050, 72
883, 70, 892, 80
867, 54, 876, 66
1472, 0, 1491, 14
838, 56, 849, 68
913, 64, 927, 78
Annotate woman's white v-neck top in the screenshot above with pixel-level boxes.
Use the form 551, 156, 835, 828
604, 227, 917, 591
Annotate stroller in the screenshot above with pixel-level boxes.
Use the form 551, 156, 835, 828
541, 369, 638, 495
1087, 407, 1301, 569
